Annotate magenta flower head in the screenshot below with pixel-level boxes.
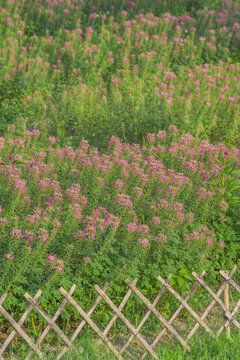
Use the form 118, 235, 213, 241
90, 13, 97, 19
168, 125, 178, 133
8, 155, 12, 161
83, 257, 90, 266
224, 152, 229, 159
48, 136, 56, 145
5, 252, 14, 261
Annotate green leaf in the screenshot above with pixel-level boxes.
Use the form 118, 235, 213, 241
169, 278, 175, 286
228, 179, 240, 185
227, 186, 240, 193
12, 160, 23, 165
178, 277, 184, 287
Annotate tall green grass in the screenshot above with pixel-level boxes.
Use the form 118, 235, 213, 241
26, 331, 240, 360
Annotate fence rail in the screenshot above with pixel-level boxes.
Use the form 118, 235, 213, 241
0, 265, 239, 359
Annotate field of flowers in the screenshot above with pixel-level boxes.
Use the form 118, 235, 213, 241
0, 0, 240, 357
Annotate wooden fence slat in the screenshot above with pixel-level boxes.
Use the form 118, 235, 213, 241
59, 287, 124, 360
0, 265, 238, 359
94, 284, 159, 360
103, 279, 138, 338
0, 305, 43, 359
141, 270, 206, 360
26, 284, 76, 360
192, 273, 240, 330
101, 279, 138, 360
219, 271, 240, 293
186, 265, 237, 341
158, 275, 214, 337
0, 294, 7, 306
56, 282, 109, 360
125, 279, 191, 352
217, 299, 240, 337
192, 273, 232, 318
24, 293, 71, 347
0, 290, 42, 358
121, 274, 172, 355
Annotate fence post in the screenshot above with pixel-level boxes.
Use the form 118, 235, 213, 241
224, 271, 230, 339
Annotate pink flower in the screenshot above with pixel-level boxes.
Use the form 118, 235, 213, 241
133, 187, 143, 197
54, 259, 64, 272
83, 257, 90, 266
37, 228, 49, 242
168, 125, 178, 133
126, 222, 139, 232
47, 254, 64, 272
122, 56, 129, 65
112, 77, 123, 85
97, 177, 105, 186
219, 240, 225, 250
146, 134, 156, 143
48, 136, 56, 145
200, 254, 205, 262
218, 200, 228, 212
10, 228, 22, 239
156, 130, 167, 140
53, 218, 61, 228
156, 234, 167, 243
5, 252, 14, 261
151, 217, 161, 226
138, 238, 150, 248
90, 13, 97, 19
206, 237, 214, 246
115, 193, 132, 208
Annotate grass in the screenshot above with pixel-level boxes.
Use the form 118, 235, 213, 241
25, 330, 240, 360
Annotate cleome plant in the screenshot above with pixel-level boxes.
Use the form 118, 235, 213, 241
0, 127, 239, 328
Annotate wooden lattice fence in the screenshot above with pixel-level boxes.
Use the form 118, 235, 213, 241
0, 265, 239, 359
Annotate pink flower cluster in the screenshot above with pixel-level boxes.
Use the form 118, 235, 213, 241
115, 193, 133, 208
37, 228, 49, 243
156, 234, 167, 243
5, 252, 14, 261
197, 187, 214, 201
47, 254, 64, 272
74, 207, 120, 240
138, 238, 150, 248
83, 257, 90, 266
